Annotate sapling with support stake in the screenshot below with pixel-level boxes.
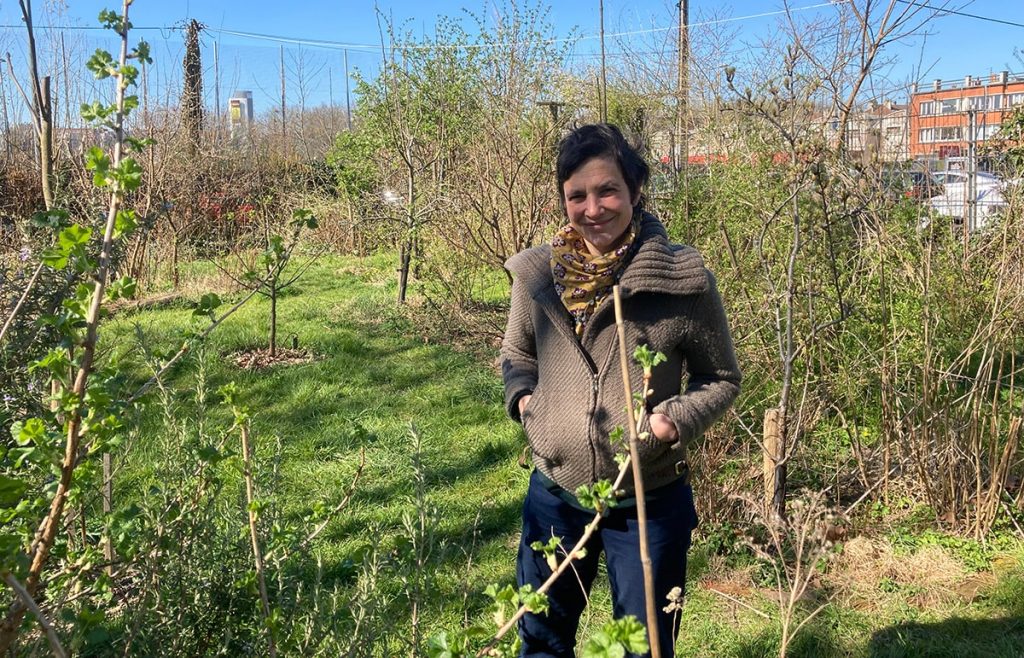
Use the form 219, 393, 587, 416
612, 284, 663, 658
462, 327, 670, 656
0, 2, 152, 649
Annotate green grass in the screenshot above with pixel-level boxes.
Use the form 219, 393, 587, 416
100, 252, 1024, 656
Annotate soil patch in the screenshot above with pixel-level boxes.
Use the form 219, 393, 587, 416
230, 347, 316, 370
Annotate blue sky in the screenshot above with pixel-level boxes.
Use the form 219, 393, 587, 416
1, 1, 1022, 114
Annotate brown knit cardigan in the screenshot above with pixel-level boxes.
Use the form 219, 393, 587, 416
501, 214, 742, 495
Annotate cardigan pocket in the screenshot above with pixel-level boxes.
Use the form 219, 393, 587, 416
634, 413, 670, 464
521, 385, 569, 468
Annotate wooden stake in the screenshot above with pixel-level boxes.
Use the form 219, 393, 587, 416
764, 408, 781, 512
241, 422, 277, 658
612, 285, 661, 658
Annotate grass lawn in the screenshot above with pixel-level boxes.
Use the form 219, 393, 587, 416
102, 252, 1024, 656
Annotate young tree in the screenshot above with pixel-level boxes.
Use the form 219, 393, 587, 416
355, 14, 480, 303
0, 3, 151, 649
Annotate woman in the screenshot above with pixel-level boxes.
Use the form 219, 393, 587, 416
500, 123, 741, 657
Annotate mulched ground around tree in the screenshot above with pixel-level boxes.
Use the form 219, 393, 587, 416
230, 347, 316, 370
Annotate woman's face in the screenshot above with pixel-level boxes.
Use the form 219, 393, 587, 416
562, 157, 638, 256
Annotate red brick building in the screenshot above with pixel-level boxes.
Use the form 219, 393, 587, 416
909, 71, 1024, 161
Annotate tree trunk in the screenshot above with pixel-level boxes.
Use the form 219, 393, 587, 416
269, 285, 277, 357
397, 240, 411, 304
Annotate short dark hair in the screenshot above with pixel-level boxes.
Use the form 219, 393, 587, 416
556, 123, 649, 212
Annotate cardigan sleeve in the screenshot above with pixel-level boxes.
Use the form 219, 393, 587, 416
652, 271, 741, 444
500, 274, 538, 423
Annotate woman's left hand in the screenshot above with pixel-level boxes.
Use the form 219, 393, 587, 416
649, 413, 679, 443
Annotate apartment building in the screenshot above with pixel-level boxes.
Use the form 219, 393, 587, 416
909, 71, 1024, 161
842, 100, 909, 162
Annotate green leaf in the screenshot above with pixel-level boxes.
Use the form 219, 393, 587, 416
58, 224, 92, 250
196, 445, 224, 464
110, 158, 143, 192
575, 479, 618, 513
40, 246, 69, 269
291, 208, 318, 229
86, 49, 115, 79
29, 349, 72, 382
267, 234, 285, 256
122, 95, 140, 114
85, 146, 110, 187
132, 40, 152, 65
16, 418, 46, 446
30, 208, 70, 230
581, 633, 624, 658
426, 631, 469, 658
113, 209, 137, 238
125, 136, 156, 152
0, 475, 28, 507
97, 9, 120, 30
80, 100, 114, 123
518, 585, 548, 615
105, 276, 137, 301
119, 64, 139, 87
193, 292, 222, 318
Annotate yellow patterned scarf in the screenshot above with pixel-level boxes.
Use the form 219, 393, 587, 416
551, 219, 638, 337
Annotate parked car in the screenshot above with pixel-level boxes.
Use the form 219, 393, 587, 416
928, 170, 1006, 222
930, 170, 1001, 189
881, 167, 944, 200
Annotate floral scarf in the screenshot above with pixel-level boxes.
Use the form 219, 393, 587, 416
550, 219, 638, 337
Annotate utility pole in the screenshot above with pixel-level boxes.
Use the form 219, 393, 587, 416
675, 0, 689, 168
599, 0, 607, 123
966, 109, 977, 233
344, 49, 352, 131
0, 66, 12, 163
214, 41, 221, 141
280, 45, 287, 159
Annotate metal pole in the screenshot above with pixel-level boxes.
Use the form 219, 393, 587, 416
214, 40, 221, 141
344, 49, 352, 131
280, 45, 287, 158
0, 67, 11, 162
599, 0, 607, 123
967, 109, 977, 232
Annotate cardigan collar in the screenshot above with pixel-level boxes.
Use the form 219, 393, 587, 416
506, 213, 709, 299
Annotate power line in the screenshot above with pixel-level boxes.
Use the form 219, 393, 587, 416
0, 24, 170, 30
0, 2, 845, 54
894, 0, 1024, 30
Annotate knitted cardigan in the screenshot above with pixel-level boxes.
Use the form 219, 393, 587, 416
501, 214, 742, 495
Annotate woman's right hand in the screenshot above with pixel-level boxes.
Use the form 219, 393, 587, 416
518, 394, 533, 417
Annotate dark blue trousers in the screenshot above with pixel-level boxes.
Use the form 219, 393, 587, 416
516, 469, 698, 658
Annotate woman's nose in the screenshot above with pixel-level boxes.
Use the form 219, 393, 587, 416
585, 194, 601, 218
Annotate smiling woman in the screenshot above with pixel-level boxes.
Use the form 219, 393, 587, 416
500, 123, 742, 657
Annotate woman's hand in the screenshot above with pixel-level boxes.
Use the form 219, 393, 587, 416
649, 413, 679, 443
518, 394, 533, 417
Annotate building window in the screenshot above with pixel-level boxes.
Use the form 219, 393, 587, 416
1007, 93, 1024, 107
940, 99, 960, 114
921, 127, 963, 143
973, 124, 1000, 140
939, 126, 962, 141
968, 95, 1001, 110
920, 101, 935, 116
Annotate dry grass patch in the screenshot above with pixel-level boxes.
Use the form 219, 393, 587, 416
828, 536, 973, 609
